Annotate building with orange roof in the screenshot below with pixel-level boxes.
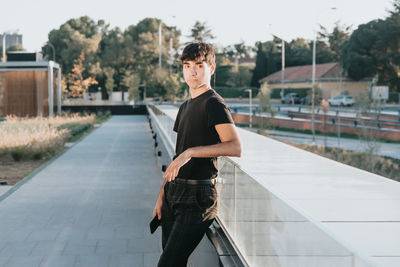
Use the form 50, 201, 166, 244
259, 62, 370, 99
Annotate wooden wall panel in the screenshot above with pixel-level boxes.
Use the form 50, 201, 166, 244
36, 71, 48, 116
3, 70, 48, 117
0, 73, 5, 117
6, 71, 35, 116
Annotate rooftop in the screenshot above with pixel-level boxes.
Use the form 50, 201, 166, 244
259, 62, 341, 84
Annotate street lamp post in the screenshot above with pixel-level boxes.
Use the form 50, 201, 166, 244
169, 38, 173, 74
280, 39, 285, 100
310, 7, 337, 145
2, 33, 6, 62
268, 24, 284, 101
159, 23, 162, 70
245, 89, 252, 128
311, 38, 316, 144
271, 34, 286, 101
159, 16, 176, 72
47, 42, 56, 61
98, 86, 102, 102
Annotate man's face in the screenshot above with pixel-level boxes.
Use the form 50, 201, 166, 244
182, 58, 215, 90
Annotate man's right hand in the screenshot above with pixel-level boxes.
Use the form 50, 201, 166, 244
153, 195, 163, 220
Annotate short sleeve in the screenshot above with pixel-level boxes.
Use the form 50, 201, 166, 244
173, 105, 183, 132
207, 97, 234, 128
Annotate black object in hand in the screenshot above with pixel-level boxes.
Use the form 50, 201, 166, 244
150, 216, 162, 234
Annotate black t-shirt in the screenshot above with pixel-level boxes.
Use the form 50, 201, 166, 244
173, 89, 234, 180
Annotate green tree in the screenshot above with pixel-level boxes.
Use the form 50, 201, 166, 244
215, 65, 235, 87
67, 51, 98, 98
42, 16, 102, 76
223, 41, 253, 69
189, 21, 215, 43
236, 66, 253, 87
98, 27, 127, 94
286, 38, 333, 66
104, 67, 116, 96
342, 19, 398, 89
251, 41, 281, 87
214, 47, 254, 88
121, 69, 140, 101
123, 18, 181, 90
285, 38, 312, 66
318, 21, 351, 62
147, 69, 182, 101
251, 37, 335, 87
165, 73, 181, 102
342, 1, 400, 92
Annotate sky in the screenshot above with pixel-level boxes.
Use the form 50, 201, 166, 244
0, 0, 394, 52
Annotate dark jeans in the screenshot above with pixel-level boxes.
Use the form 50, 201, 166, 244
157, 180, 218, 267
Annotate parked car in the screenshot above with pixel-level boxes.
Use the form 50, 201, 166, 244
300, 95, 310, 105
300, 95, 322, 105
281, 93, 301, 104
328, 95, 355, 106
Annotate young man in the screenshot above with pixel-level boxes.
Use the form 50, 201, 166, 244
153, 42, 242, 267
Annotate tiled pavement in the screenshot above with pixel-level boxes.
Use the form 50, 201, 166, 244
0, 116, 165, 267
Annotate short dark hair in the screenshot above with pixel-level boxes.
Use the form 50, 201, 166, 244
180, 42, 215, 66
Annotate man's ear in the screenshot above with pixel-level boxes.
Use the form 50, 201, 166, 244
210, 63, 216, 75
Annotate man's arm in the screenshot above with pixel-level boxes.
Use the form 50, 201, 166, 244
163, 123, 242, 181
153, 174, 168, 219
187, 123, 242, 158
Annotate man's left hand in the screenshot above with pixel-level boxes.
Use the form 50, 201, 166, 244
163, 149, 192, 182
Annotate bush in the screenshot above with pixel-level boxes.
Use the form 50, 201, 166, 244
32, 151, 45, 160
95, 110, 111, 123
214, 87, 258, 98
11, 148, 25, 161
57, 123, 92, 139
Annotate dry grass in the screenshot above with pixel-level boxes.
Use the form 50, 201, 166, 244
291, 143, 400, 182
0, 113, 99, 186
254, 129, 400, 182
0, 114, 95, 160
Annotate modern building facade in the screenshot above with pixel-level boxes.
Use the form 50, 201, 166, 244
0, 61, 61, 117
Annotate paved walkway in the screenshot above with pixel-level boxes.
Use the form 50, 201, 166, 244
0, 186, 12, 197
0, 116, 164, 267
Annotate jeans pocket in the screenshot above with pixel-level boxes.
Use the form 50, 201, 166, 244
166, 182, 176, 200
196, 185, 217, 210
